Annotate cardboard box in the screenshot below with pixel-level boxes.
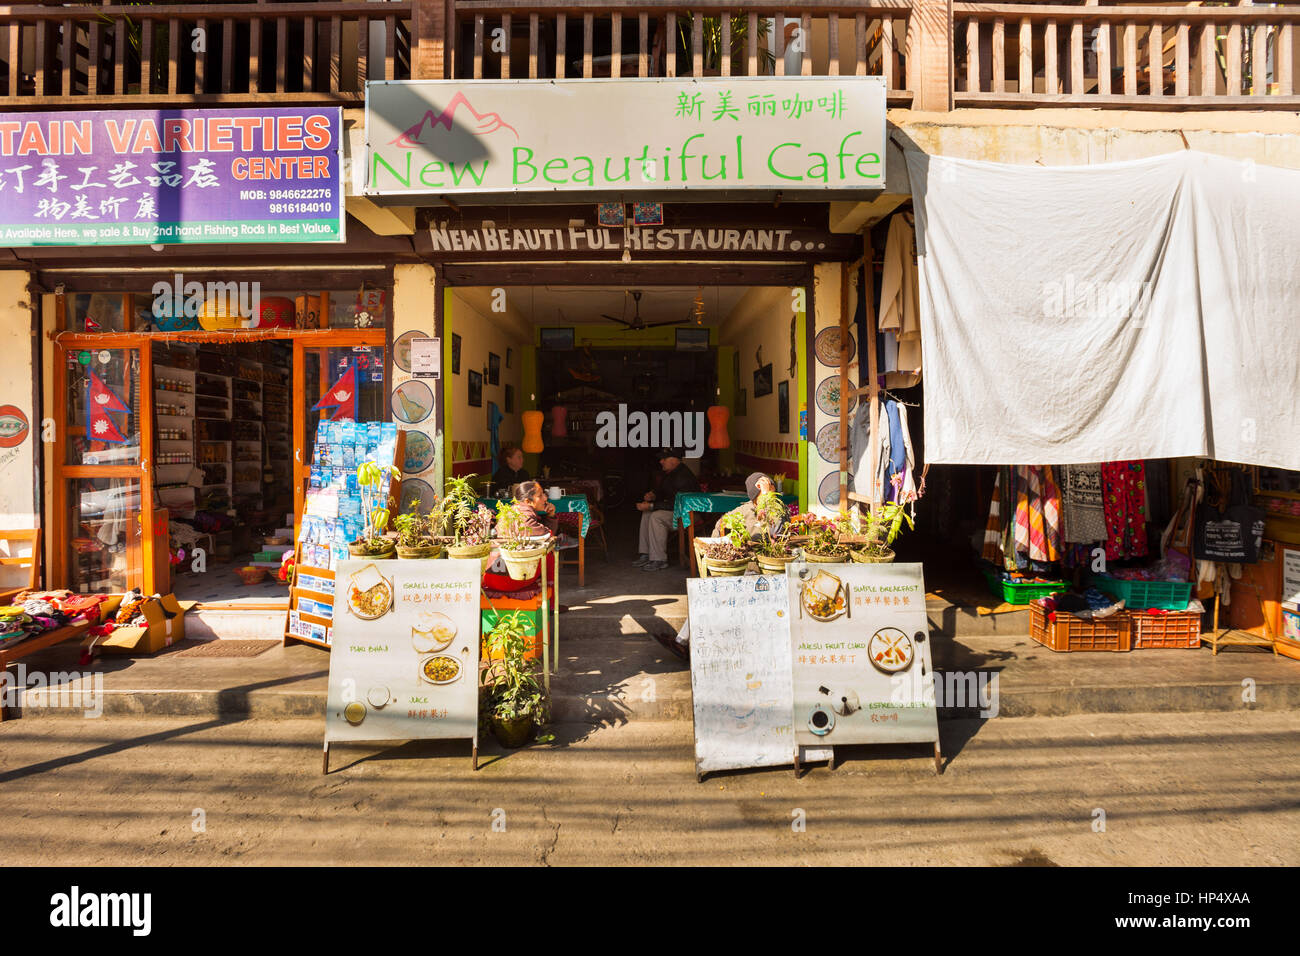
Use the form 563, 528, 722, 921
96, 594, 196, 655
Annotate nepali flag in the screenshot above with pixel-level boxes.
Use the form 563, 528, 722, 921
86, 369, 131, 444
312, 361, 357, 421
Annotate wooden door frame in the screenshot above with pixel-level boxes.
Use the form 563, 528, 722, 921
51, 326, 385, 593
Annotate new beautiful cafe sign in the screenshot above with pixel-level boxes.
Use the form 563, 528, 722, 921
365, 77, 886, 197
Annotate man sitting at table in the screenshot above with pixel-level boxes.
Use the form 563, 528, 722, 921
710, 472, 786, 539
632, 449, 700, 572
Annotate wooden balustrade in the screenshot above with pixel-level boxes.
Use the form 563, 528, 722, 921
954, 3, 1300, 108
449, 2, 921, 106
2, 1, 1296, 112
0, 1, 413, 105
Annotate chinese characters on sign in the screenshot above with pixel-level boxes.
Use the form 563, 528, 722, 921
0, 108, 344, 245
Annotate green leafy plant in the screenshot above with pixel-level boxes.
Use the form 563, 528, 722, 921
440, 474, 491, 546
481, 610, 550, 726
717, 509, 752, 551
754, 490, 795, 557
676, 13, 776, 75
494, 499, 547, 552
355, 460, 400, 551
393, 497, 439, 548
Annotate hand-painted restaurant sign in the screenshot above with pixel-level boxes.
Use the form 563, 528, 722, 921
0, 107, 344, 246
366, 77, 886, 197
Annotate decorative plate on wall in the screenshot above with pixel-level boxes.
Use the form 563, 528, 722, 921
815, 375, 857, 418
402, 429, 435, 473
391, 380, 433, 424
814, 326, 856, 367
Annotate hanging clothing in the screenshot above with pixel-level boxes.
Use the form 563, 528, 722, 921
875, 399, 917, 503
849, 400, 874, 500
1101, 460, 1149, 560
1061, 463, 1108, 544
878, 212, 922, 374
982, 470, 1004, 564
988, 466, 1063, 569
487, 401, 505, 467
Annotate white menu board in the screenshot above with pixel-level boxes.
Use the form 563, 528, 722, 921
325, 558, 481, 750
688, 575, 795, 778
790, 562, 938, 748
1283, 547, 1300, 607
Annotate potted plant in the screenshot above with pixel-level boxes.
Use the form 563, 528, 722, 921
799, 513, 849, 563
393, 498, 443, 559
439, 474, 494, 571
849, 502, 914, 564
348, 460, 400, 558
701, 510, 753, 575
494, 499, 550, 580
481, 610, 550, 748
753, 490, 797, 572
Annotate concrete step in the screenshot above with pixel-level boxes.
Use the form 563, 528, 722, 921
187, 606, 289, 642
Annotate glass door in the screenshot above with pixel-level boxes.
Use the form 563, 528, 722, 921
55, 341, 156, 594
292, 336, 388, 539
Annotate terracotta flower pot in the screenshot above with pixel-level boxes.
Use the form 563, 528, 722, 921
757, 554, 795, 573
850, 547, 895, 564
396, 543, 444, 559
803, 550, 848, 563
446, 541, 492, 573
489, 714, 535, 749
348, 540, 395, 559
501, 543, 548, 580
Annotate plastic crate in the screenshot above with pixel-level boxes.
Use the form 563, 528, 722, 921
1029, 603, 1132, 652
982, 567, 1068, 605
1131, 609, 1201, 649
1092, 573, 1192, 611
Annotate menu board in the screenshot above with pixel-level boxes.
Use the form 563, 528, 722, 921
688, 575, 794, 777
325, 558, 481, 749
1283, 547, 1300, 608
789, 562, 938, 748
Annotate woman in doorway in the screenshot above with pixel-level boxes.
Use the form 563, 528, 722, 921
492, 444, 529, 496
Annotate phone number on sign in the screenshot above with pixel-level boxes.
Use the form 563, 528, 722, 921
268, 201, 335, 214
270, 188, 335, 199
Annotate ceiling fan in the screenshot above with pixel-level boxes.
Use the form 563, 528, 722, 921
600, 290, 694, 331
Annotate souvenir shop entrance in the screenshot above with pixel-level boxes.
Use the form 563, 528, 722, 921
48, 302, 386, 602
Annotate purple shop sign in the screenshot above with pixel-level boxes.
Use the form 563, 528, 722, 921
0, 106, 344, 246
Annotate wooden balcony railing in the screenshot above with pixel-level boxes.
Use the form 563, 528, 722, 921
0, 1, 414, 106
954, 3, 1300, 108
448, 2, 922, 106
2, 1, 1296, 112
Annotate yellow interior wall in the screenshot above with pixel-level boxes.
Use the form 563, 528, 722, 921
449, 288, 530, 475
0, 272, 35, 588
718, 286, 801, 473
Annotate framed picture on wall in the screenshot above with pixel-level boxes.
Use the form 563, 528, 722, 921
506, 347, 513, 369
451, 333, 462, 374
468, 369, 483, 407
675, 327, 710, 351
540, 327, 574, 350
754, 362, 773, 398
737, 388, 747, 416
488, 351, 501, 386
505, 384, 515, 413
778, 380, 790, 433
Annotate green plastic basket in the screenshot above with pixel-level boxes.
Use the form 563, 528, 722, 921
981, 567, 1067, 605
1092, 574, 1192, 611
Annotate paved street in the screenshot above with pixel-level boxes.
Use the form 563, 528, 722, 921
1, 711, 1296, 866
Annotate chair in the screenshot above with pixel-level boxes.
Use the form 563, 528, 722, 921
586, 503, 610, 561
0, 529, 41, 603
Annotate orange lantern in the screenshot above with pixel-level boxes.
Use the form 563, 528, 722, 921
521, 410, 544, 453
707, 405, 730, 449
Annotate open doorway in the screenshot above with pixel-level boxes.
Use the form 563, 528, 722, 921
446, 281, 807, 592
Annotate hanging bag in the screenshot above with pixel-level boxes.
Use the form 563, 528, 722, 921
1194, 470, 1265, 564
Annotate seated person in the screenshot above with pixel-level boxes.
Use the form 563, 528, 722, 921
491, 444, 529, 496
513, 480, 559, 536
633, 449, 701, 571
710, 472, 786, 539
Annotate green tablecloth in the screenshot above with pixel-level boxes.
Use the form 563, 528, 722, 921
673, 491, 798, 529
480, 495, 590, 537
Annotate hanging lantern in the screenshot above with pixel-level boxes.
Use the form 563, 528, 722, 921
707, 405, 730, 449
521, 410, 545, 453
257, 296, 296, 329
551, 405, 567, 438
